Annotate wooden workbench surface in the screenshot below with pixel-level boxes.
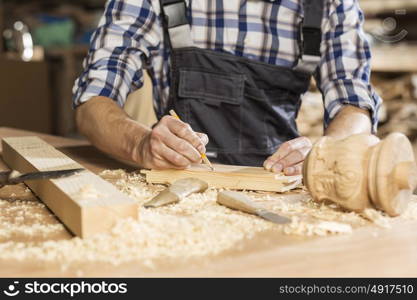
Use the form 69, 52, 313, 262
0, 127, 417, 277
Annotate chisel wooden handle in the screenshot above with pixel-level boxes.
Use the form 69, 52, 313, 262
217, 191, 261, 215
144, 177, 208, 208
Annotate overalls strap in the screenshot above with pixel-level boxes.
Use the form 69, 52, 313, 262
294, 0, 325, 74
159, 0, 193, 49
160, 0, 325, 74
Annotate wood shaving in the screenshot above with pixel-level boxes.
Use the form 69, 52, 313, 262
74, 184, 105, 202
0, 200, 66, 243
0, 169, 416, 270
361, 208, 392, 229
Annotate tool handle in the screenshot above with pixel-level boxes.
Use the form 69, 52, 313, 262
217, 191, 261, 215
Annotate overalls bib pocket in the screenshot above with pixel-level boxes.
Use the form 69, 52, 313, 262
263, 88, 302, 142
176, 68, 245, 153
241, 85, 301, 155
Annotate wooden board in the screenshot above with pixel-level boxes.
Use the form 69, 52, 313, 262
1, 136, 138, 238
372, 45, 417, 73
361, 0, 417, 15
141, 164, 302, 192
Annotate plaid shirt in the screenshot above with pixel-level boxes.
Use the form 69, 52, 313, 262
73, 0, 381, 131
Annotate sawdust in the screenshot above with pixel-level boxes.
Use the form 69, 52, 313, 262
73, 184, 105, 204
0, 169, 416, 270
0, 200, 67, 243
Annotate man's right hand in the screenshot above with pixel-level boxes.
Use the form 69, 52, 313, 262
137, 115, 209, 169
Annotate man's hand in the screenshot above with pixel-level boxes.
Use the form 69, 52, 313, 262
262, 105, 372, 176
137, 115, 209, 169
263, 136, 312, 175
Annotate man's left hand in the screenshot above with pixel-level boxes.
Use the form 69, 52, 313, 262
263, 136, 312, 175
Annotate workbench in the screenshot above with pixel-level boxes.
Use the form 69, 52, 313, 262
0, 127, 417, 277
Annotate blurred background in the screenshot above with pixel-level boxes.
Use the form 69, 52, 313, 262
0, 0, 416, 153
0, 0, 105, 136
297, 0, 417, 158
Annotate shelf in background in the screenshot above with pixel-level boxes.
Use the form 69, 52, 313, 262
45, 45, 89, 58
371, 44, 417, 73
361, 0, 417, 15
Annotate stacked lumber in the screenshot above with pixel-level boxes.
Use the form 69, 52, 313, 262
360, 0, 417, 15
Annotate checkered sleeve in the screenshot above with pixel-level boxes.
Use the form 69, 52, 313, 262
72, 0, 162, 108
316, 0, 382, 133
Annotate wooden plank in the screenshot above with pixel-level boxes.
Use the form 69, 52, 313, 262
361, 0, 417, 15
1, 136, 138, 238
141, 164, 302, 192
372, 45, 417, 72
0, 127, 135, 174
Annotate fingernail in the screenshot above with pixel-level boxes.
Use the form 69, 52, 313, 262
197, 145, 205, 153
272, 163, 283, 173
264, 160, 274, 170
284, 167, 294, 175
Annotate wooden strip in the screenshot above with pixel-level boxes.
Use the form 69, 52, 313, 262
372, 45, 417, 73
361, 0, 417, 15
141, 164, 302, 192
1, 136, 138, 238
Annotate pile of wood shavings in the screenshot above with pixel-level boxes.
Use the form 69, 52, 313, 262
0, 199, 66, 242
0, 169, 416, 270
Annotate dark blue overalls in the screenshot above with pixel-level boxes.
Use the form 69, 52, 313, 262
160, 0, 324, 166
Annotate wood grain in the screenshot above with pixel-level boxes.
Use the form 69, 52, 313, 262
141, 164, 302, 192
1, 136, 138, 238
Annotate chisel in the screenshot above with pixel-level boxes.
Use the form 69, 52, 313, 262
217, 191, 291, 224
0, 168, 84, 188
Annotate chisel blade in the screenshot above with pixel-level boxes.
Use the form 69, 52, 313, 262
0, 168, 85, 187
217, 191, 291, 225
257, 210, 291, 224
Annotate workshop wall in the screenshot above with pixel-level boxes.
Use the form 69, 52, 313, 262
0, 0, 105, 136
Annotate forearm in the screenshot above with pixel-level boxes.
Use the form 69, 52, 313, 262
75, 96, 151, 165
317, 0, 380, 139
324, 105, 372, 139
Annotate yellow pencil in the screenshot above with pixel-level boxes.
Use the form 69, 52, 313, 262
169, 109, 214, 171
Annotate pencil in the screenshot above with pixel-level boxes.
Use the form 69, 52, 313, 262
169, 110, 214, 171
